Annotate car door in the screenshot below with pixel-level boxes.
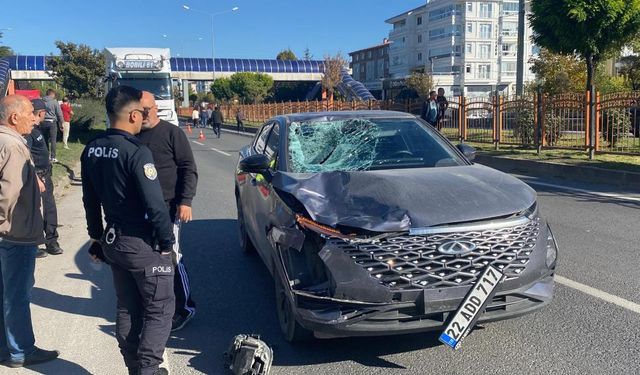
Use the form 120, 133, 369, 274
239, 121, 277, 257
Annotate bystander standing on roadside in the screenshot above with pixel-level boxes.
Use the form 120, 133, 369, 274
420, 90, 439, 127
191, 107, 200, 128
236, 108, 245, 133
42, 89, 63, 162
26, 99, 64, 258
81, 86, 175, 375
60, 97, 73, 149
138, 91, 198, 332
436, 87, 449, 131
199, 102, 209, 129
0, 95, 60, 368
206, 105, 213, 128
212, 105, 223, 138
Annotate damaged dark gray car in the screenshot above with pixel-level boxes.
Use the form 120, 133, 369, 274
235, 111, 557, 341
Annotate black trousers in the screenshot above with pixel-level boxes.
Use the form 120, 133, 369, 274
213, 122, 221, 137
38, 167, 59, 246
40, 120, 57, 159
167, 202, 196, 318
103, 235, 175, 375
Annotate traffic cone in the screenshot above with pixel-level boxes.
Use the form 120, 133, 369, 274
198, 130, 206, 140
187, 123, 192, 134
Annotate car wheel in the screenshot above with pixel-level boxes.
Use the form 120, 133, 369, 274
236, 199, 256, 253
274, 276, 313, 342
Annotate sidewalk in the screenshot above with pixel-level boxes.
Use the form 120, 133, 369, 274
9, 183, 123, 374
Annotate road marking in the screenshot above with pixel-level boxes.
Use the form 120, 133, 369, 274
211, 147, 231, 156
556, 275, 640, 314
517, 179, 640, 203
192, 141, 205, 146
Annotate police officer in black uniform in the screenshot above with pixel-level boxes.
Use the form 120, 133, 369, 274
81, 86, 175, 375
27, 98, 63, 257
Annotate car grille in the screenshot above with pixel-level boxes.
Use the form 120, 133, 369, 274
329, 218, 540, 290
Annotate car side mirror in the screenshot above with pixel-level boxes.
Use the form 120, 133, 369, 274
239, 154, 271, 174
456, 143, 476, 161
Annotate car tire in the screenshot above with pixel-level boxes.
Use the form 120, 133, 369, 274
236, 199, 256, 253
274, 275, 313, 342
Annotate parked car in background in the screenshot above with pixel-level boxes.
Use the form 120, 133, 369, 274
235, 111, 558, 342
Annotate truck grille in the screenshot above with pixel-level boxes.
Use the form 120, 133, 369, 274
330, 218, 540, 290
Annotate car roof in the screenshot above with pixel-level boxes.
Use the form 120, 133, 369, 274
278, 110, 417, 124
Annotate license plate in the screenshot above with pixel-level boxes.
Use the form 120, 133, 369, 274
439, 265, 504, 350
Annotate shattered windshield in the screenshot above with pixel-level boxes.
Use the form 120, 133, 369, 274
288, 118, 466, 173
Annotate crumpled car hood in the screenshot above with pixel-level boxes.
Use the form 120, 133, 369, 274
272, 164, 536, 232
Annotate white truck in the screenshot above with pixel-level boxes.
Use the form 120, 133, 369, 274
104, 47, 178, 125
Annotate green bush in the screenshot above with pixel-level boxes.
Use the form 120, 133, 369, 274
544, 111, 564, 146
512, 106, 536, 145
602, 108, 632, 147
71, 98, 106, 131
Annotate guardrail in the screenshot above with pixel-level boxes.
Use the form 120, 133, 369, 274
179, 92, 640, 155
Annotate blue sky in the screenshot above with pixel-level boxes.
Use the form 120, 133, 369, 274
0, 0, 422, 59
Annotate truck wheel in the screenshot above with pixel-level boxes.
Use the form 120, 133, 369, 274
274, 276, 313, 342
236, 200, 255, 253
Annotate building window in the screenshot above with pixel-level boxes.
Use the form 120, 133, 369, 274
418, 52, 423, 61
502, 21, 518, 36
480, 3, 493, 18
467, 2, 473, 12
478, 64, 491, 79
480, 24, 492, 39
379, 48, 385, 57
360, 52, 365, 60
368, 51, 372, 59
480, 44, 491, 59
467, 22, 473, 33
503, 2, 519, 14
501, 62, 517, 76
417, 16, 422, 25
418, 34, 423, 44
466, 43, 473, 54
466, 64, 472, 73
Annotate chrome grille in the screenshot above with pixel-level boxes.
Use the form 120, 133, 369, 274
330, 218, 540, 290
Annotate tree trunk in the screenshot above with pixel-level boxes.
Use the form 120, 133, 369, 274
585, 54, 596, 91
585, 54, 597, 160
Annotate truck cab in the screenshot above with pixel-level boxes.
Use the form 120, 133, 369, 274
104, 47, 178, 125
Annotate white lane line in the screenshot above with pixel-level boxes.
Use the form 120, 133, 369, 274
192, 141, 205, 146
517, 178, 640, 203
211, 147, 231, 156
556, 275, 640, 314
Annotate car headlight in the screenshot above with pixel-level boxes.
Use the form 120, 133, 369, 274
545, 225, 558, 268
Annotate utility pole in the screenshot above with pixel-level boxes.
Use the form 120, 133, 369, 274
516, 0, 526, 96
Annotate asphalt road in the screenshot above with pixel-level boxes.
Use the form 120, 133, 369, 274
165, 127, 640, 375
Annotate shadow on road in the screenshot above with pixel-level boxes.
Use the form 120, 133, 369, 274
168, 219, 444, 373
31, 240, 114, 322
1, 357, 93, 374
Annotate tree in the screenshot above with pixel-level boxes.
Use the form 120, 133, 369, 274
303, 48, 313, 61
276, 49, 297, 61
618, 55, 640, 90
229, 72, 273, 103
530, 49, 586, 95
47, 41, 105, 98
210, 78, 234, 102
405, 72, 434, 100
321, 53, 347, 101
530, 0, 640, 91
0, 32, 14, 57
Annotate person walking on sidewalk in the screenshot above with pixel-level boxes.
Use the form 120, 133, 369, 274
81, 86, 175, 375
26, 99, 63, 257
60, 97, 73, 149
42, 89, 63, 162
138, 91, 198, 332
436, 88, 449, 131
211, 105, 223, 138
235, 109, 245, 133
199, 102, 209, 130
0, 95, 60, 368
420, 90, 439, 127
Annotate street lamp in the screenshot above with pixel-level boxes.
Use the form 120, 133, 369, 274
182, 4, 239, 84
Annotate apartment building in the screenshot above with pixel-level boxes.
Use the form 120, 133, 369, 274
384, 0, 537, 97
349, 39, 391, 99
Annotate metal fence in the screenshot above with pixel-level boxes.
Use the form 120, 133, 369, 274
179, 92, 640, 155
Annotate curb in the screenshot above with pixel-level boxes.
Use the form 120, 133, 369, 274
475, 154, 640, 189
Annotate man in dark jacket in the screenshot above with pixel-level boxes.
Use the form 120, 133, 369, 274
138, 91, 198, 331
0, 95, 59, 368
420, 91, 439, 127
436, 87, 449, 131
211, 106, 223, 138
27, 99, 63, 257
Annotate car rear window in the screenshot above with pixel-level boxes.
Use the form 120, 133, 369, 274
288, 118, 466, 173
